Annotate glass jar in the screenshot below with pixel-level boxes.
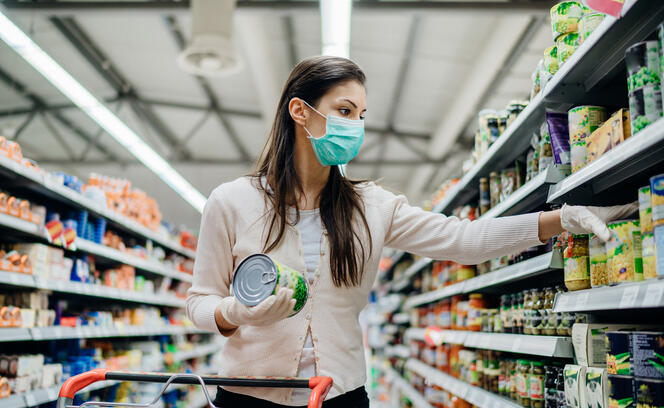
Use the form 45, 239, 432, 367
487, 352, 500, 394
517, 360, 531, 407
468, 294, 486, 331
529, 361, 545, 408
564, 234, 591, 291
499, 359, 508, 396
511, 294, 520, 334
532, 289, 544, 336
502, 294, 513, 333
542, 287, 557, 336
545, 365, 558, 408
510, 360, 519, 401
523, 290, 534, 335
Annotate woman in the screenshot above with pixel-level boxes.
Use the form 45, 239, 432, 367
187, 56, 635, 408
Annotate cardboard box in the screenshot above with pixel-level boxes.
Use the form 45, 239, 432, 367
585, 367, 609, 408
586, 109, 631, 164
565, 364, 587, 408
572, 323, 648, 367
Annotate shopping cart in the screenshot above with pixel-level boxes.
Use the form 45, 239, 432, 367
57, 369, 333, 408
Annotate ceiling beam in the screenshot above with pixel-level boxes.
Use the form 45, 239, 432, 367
49, 16, 192, 159
406, 14, 536, 199
372, 15, 421, 180
2, 1, 553, 16
0, 65, 121, 161
163, 15, 252, 162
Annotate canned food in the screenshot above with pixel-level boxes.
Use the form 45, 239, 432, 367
590, 234, 608, 287
579, 13, 605, 44
232, 254, 308, 316
608, 375, 634, 408
571, 140, 588, 173
606, 220, 643, 284
542, 46, 559, 88
631, 332, 664, 380
635, 378, 664, 408
550, 1, 584, 40
651, 174, 664, 227
568, 106, 608, 144
606, 331, 631, 375
558, 32, 580, 66
625, 41, 661, 93
641, 233, 657, 280
628, 85, 663, 135
638, 186, 653, 234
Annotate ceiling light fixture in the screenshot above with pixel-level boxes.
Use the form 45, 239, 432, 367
0, 9, 207, 213
178, 0, 241, 77
320, 0, 352, 58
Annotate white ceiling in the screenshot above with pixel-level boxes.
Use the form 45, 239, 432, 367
0, 2, 554, 230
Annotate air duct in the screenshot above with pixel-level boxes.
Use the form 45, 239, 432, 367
177, 0, 241, 77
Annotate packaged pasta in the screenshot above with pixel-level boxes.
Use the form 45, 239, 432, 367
650, 174, 664, 227
638, 186, 653, 234
589, 234, 608, 287
606, 220, 643, 285
641, 232, 657, 280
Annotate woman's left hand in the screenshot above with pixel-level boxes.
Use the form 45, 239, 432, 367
559, 202, 639, 241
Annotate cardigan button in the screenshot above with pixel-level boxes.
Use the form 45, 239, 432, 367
305, 314, 311, 320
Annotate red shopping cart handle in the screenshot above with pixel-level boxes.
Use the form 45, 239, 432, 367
58, 369, 333, 408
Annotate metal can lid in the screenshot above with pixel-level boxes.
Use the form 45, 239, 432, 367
232, 254, 278, 306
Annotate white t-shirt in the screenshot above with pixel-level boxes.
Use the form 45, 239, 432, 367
289, 208, 322, 406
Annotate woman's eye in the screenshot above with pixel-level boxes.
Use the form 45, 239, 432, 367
339, 108, 350, 116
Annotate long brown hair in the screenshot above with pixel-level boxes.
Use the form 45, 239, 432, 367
254, 56, 372, 287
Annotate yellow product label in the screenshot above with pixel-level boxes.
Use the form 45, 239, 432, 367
590, 262, 608, 287
565, 256, 590, 280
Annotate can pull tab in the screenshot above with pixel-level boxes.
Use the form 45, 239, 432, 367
261, 271, 277, 284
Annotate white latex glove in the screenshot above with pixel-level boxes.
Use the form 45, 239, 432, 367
560, 202, 639, 241
219, 287, 295, 327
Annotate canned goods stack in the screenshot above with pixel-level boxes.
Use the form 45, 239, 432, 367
626, 38, 664, 135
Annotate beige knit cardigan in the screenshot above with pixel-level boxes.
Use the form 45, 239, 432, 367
186, 176, 543, 404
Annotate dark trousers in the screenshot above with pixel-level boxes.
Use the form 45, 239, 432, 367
212, 386, 370, 408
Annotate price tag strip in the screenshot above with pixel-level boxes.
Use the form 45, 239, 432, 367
619, 285, 640, 309
642, 283, 664, 308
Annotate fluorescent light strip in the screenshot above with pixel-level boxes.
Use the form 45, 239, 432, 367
0, 10, 207, 213
320, 0, 352, 58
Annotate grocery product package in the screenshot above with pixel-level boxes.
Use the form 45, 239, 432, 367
564, 364, 587, 408
546, 111, 571, 165
585, 367, 608, 408
631, 331, 664, 379
572, 324, 650, 367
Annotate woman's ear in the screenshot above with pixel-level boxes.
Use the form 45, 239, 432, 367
289, 97, 308, 126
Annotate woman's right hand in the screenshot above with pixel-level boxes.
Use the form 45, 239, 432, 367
217, 287, 296, 328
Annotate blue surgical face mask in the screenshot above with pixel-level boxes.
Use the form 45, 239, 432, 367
302, 99, 365, 166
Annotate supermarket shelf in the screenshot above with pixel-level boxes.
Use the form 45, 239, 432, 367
403, 282, 466, 310
553, 279, 664, 313
548, 117, 664, 204
387, 368, 433, 408
406, 359, 520, 408
0, 155, 195, 259
2, 380, 120, 408
0, 213, 41, 236
392, 313, 411, 325
543, 0, 664, 104
405, 328, 426, 342
405, 328, 573, 358
480, 165, 569, 220
0, 325, 210, 342
463, 251, 563, 293
172, 340, 225, 363
392, 258, 432, 292
0, 270, 186, 308
431, 0, 664, 217
0, 213, 192, 283
403, 251, 562, 309
433, 92, 545, 216
385, 345, 410, 359
77, 239, 193, 282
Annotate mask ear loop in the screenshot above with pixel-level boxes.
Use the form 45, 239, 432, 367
300, 98, 327, 140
